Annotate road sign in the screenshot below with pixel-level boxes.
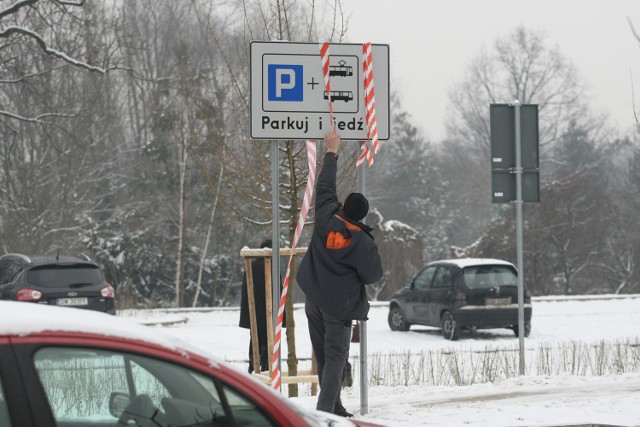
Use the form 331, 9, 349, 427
490, 104, 540, 203
250, 41, 390, 140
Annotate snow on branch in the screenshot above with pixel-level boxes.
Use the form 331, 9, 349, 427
0, 26, 111, 74
0, 0, 38, 21
0, 0, 85, 21
0, 109, 77, 123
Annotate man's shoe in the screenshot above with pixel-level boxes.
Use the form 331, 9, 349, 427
334, 400, 354, 418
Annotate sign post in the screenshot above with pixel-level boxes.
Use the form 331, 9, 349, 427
358, 165, 368, 415
490, 101, 539, 375
250, 41, 390, 406
270, 139, 280, 387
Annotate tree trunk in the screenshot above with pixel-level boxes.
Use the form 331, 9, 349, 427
192, 164, 224, 307
175, 141, 187, 308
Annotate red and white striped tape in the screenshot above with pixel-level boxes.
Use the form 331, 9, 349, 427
271, 140, 317, 389
270, 42, 331, 390
270, 41, 380, 389
363, 42, 380, 155
320, 42, 336, 132
356, 42, 380, 169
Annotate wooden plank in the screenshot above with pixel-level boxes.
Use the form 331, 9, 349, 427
281, 375, 318, 384
250, 373, 319, 385
245, 259, 261, 375
240, 247, 307, 257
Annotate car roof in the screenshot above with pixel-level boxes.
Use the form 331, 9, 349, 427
429, 258, 516, 269
0, 254, 96, 267
0, 301, 219, 364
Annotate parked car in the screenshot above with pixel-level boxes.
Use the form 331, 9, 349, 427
388, 258, 532, 340
0, 301, 382, 427
0, 253, 115, 314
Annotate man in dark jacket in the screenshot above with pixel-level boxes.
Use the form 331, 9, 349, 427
239, 239, 272, 374
297, 131, 383, 417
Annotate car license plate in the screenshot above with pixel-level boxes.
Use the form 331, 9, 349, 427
485, 297, 511, 306
57, 297, 88, 306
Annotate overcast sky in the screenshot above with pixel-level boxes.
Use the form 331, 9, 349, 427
339, 0, 640, 142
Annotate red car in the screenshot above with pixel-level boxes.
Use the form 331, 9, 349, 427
0, 301, 382, 427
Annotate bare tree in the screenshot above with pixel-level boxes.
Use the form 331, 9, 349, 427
628, 17, 640, 136
0, 0, 123, 123
446, 26, 591, 160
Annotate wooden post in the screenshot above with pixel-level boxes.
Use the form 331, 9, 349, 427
240, 247, 317, 390
310, 351, 318, 396
264, 257, 274, 376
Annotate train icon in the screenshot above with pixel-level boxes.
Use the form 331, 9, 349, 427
329, 60, 353, 77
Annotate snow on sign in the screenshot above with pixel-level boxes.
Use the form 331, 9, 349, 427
250, 41, 390, 140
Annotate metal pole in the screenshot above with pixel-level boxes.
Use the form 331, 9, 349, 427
512, 100, 526, 375
357, 165, 368, 415
271, 140, 281, 389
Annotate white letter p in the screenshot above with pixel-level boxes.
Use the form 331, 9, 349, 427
276, 69, 296, 97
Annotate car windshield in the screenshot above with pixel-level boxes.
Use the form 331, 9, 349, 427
463, 265, 517, 289
27, 265, 102, 288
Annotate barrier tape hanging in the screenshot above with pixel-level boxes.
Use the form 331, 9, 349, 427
270, 42, 331, 389
270, 41, 380, 389
363, 42, 380, 155
357, 42, 380, 168
271, 140, 317, 389
320, 42, 336, 132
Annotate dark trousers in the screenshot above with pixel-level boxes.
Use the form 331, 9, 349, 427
248, 332, 268, 374
305, 298, 352, 413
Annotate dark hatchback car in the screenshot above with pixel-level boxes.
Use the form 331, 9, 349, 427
0, 253, 115, 314
388, 258, 532, 340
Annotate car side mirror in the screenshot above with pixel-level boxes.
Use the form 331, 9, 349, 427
109, 391, 130, 418
408, 281, 415, 290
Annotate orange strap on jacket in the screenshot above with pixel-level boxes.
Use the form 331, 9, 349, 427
326, 215, 361, 249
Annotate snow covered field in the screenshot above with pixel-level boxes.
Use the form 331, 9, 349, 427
122, 295, 640, 426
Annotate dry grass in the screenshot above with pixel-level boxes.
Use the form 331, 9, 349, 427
360, 338, 640, 387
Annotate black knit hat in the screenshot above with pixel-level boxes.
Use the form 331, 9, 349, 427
343, 192, 369, 221
259, 239, 272, 248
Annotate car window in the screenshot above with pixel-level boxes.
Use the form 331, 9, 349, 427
27, 265, 102, 288
0, 261, 15, 285
0, 374, 12, 426
413, 266, 436, 290
432, 266, 453, 288
463, 265, 518, 289
33, 346, 276, 427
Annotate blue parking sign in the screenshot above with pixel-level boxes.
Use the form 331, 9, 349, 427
268, 64, 303, 101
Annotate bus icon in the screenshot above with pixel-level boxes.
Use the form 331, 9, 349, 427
324, 90, 353, 102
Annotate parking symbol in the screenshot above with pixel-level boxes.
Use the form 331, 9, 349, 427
268, 64, 303, 101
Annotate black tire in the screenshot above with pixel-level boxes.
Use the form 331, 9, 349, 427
388, 306, 410, 331
513, 323, 531, 338
441, 311, 459, 340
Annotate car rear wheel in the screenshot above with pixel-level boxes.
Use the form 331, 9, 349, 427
388, 306, 411, 331
441, 311, 459, 340
512, 323, 531, 337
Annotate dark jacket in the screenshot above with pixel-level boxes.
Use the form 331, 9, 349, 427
297, 153, 383, 321
240, 258, 285, 332
239, 258, 267, 331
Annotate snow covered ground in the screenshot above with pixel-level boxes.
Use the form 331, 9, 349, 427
122, 295, 640, 426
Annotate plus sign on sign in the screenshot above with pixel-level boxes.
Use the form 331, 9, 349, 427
250, 41, 390, 140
